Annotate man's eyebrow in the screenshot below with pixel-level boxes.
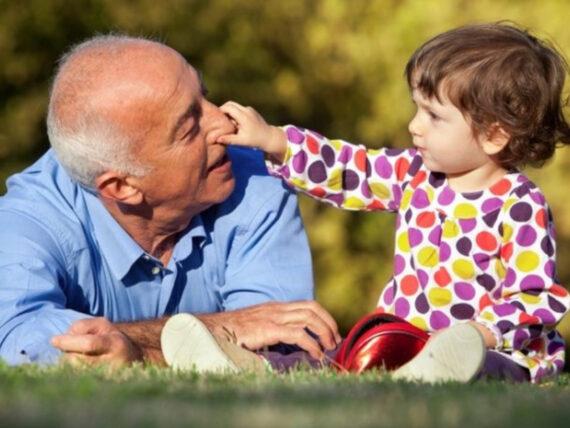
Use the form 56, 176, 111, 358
172, 102, 201, 140
197, 69, 209, 95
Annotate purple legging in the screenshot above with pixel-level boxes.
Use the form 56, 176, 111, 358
259, 348, 530, 382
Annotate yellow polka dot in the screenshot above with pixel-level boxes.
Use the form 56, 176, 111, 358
368, 148, 382, 155
428, 288, 453, 307
330, 139, 343, 150
291, 178, 307, 190
495, 259, 506, 279
409, 317, 427, 331
370, 182, 391, 200
426, 187, 435, 203
502, 197, 517, 213
516, 251, 540, 272
521, 293, 541, 305
526, 357, 538, 369
418, 246, 439, 267
502, 224, 513, 243
454, 203, 477, 219
442, 219, 460, 238
480, 311, 495, 322
400, 189, 413, 210
452, 259, 475, 279
284, 146, 293, 163
397, 232, 411, 253
327, 169, 342, 191
343, 197, 365, 209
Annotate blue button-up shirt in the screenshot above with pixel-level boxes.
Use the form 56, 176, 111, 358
0, 147, 313, 365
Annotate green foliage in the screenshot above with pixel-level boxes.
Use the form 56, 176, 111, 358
1, 0, 570, 335
1, 363, 570, 427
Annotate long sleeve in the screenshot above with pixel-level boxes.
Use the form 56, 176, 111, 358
267, 125, 425, 212
475, 189, 570, 382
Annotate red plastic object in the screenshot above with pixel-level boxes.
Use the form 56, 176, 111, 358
335, 311, 430, 373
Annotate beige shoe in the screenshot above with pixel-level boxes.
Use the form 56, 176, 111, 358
161, 313, 269, 374
391, 323, 485, 383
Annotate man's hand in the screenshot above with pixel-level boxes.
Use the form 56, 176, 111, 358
51, 317, 143, 367
198, 301, 341, 360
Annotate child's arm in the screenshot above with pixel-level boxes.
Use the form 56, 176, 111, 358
475, 190, 570, 382
219, 102, 422, 213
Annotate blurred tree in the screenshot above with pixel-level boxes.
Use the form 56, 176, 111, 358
0, 0, 569, 342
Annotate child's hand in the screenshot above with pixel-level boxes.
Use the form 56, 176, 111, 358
218, 101, 287, 163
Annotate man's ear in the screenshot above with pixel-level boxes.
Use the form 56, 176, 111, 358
95, 171, 143, 205
480, 123, 510, 156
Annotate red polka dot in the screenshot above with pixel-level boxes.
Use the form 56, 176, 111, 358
401, 275, 419, 295
527, 338, 544, 352
479, 294, 493, 310
306, 135, 320, 155
501, 243, 513, 262
355, 149, 367, 172
410, 171, 427, 189
395, 158, 410, 181
535, 209, 547, 229
490, 178, 512, 195
550, 284, 569, 298
376, 306, 386, 314
476, 231, 498, 252
309, 187, 326, 198
434, 267, 451, 287
367, 200, 385, 210
416, 212, 436, 228
519, 313, 540, 325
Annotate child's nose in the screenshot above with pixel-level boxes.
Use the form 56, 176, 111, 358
408, 114, 421, 137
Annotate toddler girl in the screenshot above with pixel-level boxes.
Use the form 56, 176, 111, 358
217, 23, 570, 383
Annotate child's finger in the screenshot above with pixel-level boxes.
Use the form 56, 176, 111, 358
217, 132, 251, 146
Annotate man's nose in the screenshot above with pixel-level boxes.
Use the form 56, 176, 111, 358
202, 99, 236, 140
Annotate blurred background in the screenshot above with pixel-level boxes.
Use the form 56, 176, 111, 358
1, 0, 569, 346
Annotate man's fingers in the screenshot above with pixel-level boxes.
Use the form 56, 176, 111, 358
274, 309, 337, 351
51, 334, 109, 355
280, 326, 324, 360
286, 301, 340, 341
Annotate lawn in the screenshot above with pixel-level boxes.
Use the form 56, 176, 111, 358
1, 364, 569, 428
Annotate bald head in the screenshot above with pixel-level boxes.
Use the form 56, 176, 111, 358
47, 35, 187, 187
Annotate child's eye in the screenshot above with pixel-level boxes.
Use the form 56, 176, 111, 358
428, 111, 440, 121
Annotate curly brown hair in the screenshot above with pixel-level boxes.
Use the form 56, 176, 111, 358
405, 22, 570, 169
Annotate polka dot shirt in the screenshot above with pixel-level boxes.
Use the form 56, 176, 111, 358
267, 125, 570, 383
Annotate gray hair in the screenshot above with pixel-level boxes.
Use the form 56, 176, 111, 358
47, 35, 153, 188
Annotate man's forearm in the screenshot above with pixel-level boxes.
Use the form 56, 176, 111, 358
116, 318, 168, 364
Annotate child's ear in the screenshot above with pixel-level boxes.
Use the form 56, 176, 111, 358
95, 171, 144, 205
480, 123, 510, 155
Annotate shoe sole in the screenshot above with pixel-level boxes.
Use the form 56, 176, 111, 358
391, 323, 485, 384
161, 313, 268, 374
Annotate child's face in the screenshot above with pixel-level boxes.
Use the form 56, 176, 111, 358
408, 89, 491, 176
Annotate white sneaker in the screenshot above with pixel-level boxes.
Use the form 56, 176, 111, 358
391, 323, 485, 383
161, 313, 269, 374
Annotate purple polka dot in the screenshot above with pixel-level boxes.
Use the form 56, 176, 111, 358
392, 186, 403, 207
280, 165, 291, 179
439, 242, 451, 262
463, 191, 484, 201
454, 282, 476, 300
548, 296, 567, 313
541, 236, 554, 257
533, 308, 556, 324
321, 144, 335, 167
504, 268, 517, 287
548, 340, 565, 355
308, 161, 327, 183
482, 197, 503, 213
374, 156, 393, 179
482, 210, 500, 228
415, 293, 430, 313
292, 150, 308, 173
409, 155, 423, 175
405, 209, 413, 224
497, 320, 514, 334
395, 297, 411, 318
411, 189, 430, 209
428, 226, 442, 246
544, 260, 555, 279
385, 148, 405, 156
450, 304, 475, 320
430, 311, 451, 330
516, 225, 537, 247
428, 172, 446, 188
417, 269, 429, 288
476, 274, 496, 292
326, 194, 344, 206
473, 253, 490, 270
408, 228, 424, 247
520, 275, 545, 291
438, 187, 455, 205
456, 237, 472, 256
287, 127, 305, 144
459, 219, 477, 233
383, 284, 395, 305
342, 170, 360, 191
509, 202, 532, 222
513, 329, 530, 349
393, 255, 406, 276
338, 145, 353, 164
360, 181, 371, 199
530, 191, 546, 205
494, 303, 517, 316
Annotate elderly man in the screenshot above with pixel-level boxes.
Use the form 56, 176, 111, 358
0, 35, 339, 367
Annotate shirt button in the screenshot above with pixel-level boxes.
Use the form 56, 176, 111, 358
142, 255, 151, 261
151, 266, 161, 275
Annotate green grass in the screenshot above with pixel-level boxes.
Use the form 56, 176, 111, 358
1, 364, 569, 428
